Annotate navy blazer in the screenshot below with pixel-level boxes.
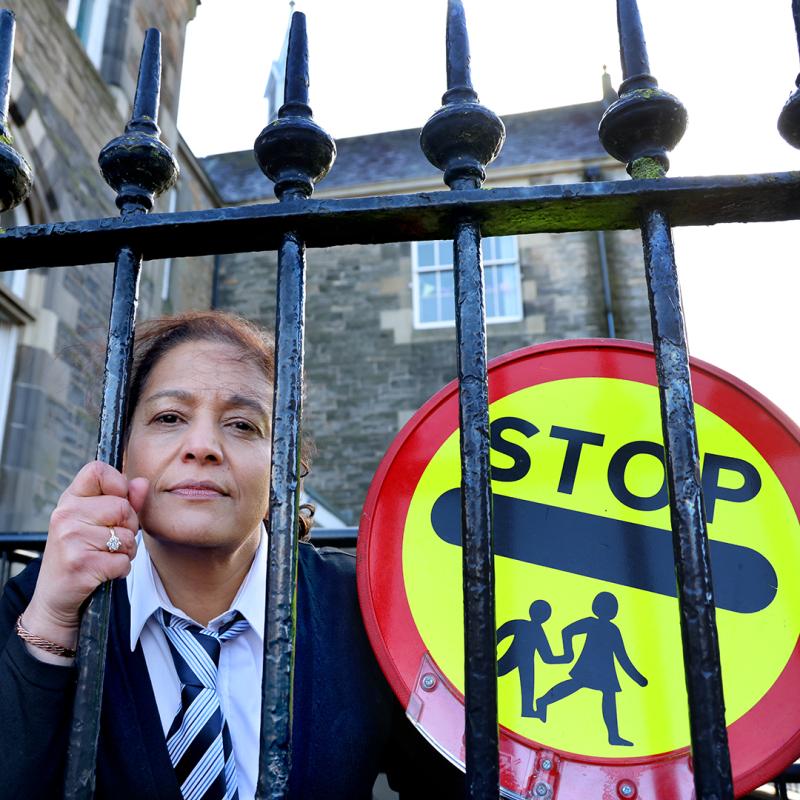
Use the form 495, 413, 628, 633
0, 543, 464, 799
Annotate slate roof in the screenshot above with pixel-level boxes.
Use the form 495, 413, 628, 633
201, 100, 609, 205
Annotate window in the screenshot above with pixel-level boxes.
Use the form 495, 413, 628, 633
0, 203, 32, 459
66, 0, 111, 67
412, 236, 522, 328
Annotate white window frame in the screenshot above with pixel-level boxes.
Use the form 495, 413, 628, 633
0, 203, 32, 459
0, 323, 18, 458
1, 203, 30, 299
66, 0, 111, 67
412, 236, 523, 329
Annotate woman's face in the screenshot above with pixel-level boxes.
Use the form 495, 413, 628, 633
124, 339, 272, 553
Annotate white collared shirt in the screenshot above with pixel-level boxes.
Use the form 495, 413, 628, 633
126, 528, 266, 800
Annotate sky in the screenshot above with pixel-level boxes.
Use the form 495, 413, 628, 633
177, 1, 800, 424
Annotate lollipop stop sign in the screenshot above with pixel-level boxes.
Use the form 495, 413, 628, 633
358, 341, 800, 799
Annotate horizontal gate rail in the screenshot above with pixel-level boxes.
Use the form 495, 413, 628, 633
0, 172, 799, 269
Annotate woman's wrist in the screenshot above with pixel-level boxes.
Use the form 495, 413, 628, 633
19, 606, 79, 665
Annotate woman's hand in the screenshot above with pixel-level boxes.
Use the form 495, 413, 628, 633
20, 461, 148, 663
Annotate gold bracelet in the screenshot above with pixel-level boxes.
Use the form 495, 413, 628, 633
15, 614, 77, 659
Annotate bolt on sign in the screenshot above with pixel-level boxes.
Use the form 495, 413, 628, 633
357, 340, 800, 799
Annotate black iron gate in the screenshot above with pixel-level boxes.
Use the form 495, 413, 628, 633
2, 1, 800, 798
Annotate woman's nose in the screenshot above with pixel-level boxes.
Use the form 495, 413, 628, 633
181, 420, 223, 463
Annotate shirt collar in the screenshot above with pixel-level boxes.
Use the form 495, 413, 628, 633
127, 524, 267, 651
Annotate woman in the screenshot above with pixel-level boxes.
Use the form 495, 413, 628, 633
0, 311, 462, 799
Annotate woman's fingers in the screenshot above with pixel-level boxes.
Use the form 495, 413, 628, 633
28, 462, 143, 638
127, 476, 150, 514
54, 493, 140, 535
92, 524, 138, 558
63, 460, 130, 501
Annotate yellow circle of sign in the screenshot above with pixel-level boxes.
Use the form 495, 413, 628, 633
402, 377, 800, 758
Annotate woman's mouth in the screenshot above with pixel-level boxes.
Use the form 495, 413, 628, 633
168, 481, 227, 498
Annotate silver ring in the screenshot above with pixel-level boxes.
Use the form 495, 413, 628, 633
106, 527, 121, 553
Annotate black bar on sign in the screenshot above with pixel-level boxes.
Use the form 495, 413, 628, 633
641, 208, 733, 798
64, 29, 178, 800
253, 12, 336, 799
431, 489, 778, 614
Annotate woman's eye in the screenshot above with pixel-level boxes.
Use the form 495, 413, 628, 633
230, 419, 258, 434
155, 413, 181, 425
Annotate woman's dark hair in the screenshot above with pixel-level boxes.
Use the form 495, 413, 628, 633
125, 310, 315, 538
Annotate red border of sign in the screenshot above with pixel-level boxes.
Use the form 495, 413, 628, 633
357, 340, 800, 797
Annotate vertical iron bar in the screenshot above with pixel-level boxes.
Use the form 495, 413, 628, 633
776, 779, 789, 800
641, 208, 733, 800
259, 231, 306, 799
453, 219, 498, 800
64, 247, 142, 800
0, 10, 32, 215
420, 3, 505, 797
0, 9, 14, 137
600, 5, 731, 796
64, 29, 177, 800
778, 1, 800, 147
253, 12, 335, 799
0, 550, 10, 588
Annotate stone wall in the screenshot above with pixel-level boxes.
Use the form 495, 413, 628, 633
0, 0, 214, 532
215, 164, 651, 525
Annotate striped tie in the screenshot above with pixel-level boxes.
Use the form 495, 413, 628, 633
157, 608, 250, 800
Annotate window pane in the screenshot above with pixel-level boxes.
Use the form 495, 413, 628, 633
495, 235, 516, 261
437, 240, 453, 268
483, 237, 497, 261
419, 272, 439, 323
417, 241, 435, 268
485, 265, 498, 318
75, 0, 96, 42
498, 263, 520, 317
440, 269, 455, 322
0, 271, 25, 297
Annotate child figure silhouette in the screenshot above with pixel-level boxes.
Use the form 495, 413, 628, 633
532, 592, 647, 746
496, 600, 570, 717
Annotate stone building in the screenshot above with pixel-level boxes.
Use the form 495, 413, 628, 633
204, 94, 649, 526
0, 0, 217, 532
0, 2, 649, 535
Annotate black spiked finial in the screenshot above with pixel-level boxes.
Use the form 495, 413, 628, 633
98, 29, 179, 214
420, 0, 505, 190
0, 10, 31, 213
254, 11, 336, 201
777, 0, 800, 148
444, 0, 476, 104
598, 0, 687, 178
616, 0, 651, 89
